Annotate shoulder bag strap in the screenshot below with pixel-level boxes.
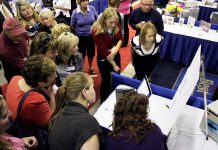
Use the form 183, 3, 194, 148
16, 89, 38, 120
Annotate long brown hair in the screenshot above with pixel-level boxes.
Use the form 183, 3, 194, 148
110, 91, 154, 143
16, 1, 41, 26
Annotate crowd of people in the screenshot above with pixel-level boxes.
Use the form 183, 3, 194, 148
0, 0, 167, 149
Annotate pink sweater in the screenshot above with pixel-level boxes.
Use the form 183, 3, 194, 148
118, 0, 132, 15
1, 135, 25, 150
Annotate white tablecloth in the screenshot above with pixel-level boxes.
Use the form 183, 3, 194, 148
164, 23, 218, 42
94, 85, 218, 150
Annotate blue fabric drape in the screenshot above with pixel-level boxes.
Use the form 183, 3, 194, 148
160, 31, 218, 74
197, 6, 218, 22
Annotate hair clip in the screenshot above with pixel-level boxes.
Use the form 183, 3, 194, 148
39, 34, 52, 48
64, 32, 71, 35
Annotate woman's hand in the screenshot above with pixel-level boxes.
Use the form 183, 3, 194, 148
136, 21, 145, 30
22, 136, 38, 149
113, 65, 120, 73
107, 47, 117, 61
106, 53, 115, 61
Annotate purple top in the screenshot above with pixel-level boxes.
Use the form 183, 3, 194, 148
71, 5, 98, 36
103, 124, 168, 150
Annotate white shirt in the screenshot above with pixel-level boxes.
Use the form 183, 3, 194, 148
53, 0, 71, 17
132, 34, 163, 56
76, 5, 91, 14
0, 4, 13, 19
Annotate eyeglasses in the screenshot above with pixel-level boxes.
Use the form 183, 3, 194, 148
44, 72, 57, 89
39, 34, 53, 48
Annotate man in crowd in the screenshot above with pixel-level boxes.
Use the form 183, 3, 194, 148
0, 17, 29, 82
129, 0, 164, 35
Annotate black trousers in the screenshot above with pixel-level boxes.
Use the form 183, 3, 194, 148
133, 51, 160, 80
78, 35, 95, 59
122, 13, 130, 46
97, 53, 120, 103
55, 12, 71, 24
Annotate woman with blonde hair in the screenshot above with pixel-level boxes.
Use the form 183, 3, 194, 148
107, 0, 125, 47
51, 23, 71, 39
39, 8, 69, 33
131, 22, 163, 80
16, 0, 41, 38
49, 72, 102, 150
92, 7, 122, 103
56, 32, 83, 83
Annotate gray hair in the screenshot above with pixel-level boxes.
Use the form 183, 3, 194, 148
39, 8, 55, 19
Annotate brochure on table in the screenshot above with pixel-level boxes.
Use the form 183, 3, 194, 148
162, 15, 175, 25
200, 20, 211, 32
187, 16, 196, 28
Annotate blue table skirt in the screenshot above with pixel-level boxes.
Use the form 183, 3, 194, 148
197, 6, 218, 22
160, 31, 218, 74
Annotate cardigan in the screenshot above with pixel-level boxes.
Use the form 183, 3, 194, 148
93, 29, 123, 58
71, 5, 98, 36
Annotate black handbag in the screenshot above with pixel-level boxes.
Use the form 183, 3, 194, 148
6, 89, 49, 150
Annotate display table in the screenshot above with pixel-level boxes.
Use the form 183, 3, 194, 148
94, 85, 218, 150
168, 1, 218, 21
198, 5, 218, 22
160, 23, 218, 73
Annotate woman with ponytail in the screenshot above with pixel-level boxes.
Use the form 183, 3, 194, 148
49, 72, 102, 150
